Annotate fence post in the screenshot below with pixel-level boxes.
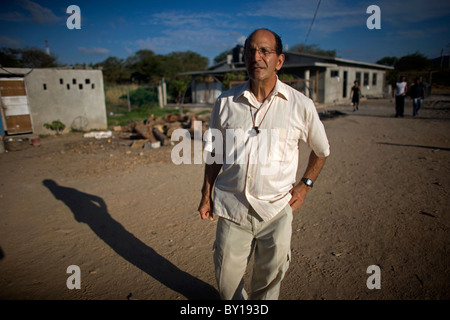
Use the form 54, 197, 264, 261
162, 78, 167, 106
157, 84, 163, 108
126, 87, 131, 112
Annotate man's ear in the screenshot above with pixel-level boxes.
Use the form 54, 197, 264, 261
276, 53, 285, 71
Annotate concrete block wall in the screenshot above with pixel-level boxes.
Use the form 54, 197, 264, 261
24, 69, 107, 135
322, 67, 386, 104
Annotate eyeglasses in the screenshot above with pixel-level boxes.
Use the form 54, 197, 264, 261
245, 47, 277, 57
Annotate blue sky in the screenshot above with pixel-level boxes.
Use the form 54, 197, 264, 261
1, 0, 449, 66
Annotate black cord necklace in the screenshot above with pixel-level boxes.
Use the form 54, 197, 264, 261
249, 97, 274, 135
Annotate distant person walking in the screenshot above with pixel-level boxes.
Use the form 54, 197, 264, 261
350, 81, 361, 112
410, 77, 425, 116
394, 76, 408, 117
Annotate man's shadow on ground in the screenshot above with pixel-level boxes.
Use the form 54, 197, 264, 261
43, 179, 219, 300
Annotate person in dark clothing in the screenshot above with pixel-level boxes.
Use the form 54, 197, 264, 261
350, 81, 361, 112
410, 77, 425, 116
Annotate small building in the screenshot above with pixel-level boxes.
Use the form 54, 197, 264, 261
0, 67, 107, 136
181, 45, 394, 106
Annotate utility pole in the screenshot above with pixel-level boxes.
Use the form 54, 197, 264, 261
45, 40, 50, 55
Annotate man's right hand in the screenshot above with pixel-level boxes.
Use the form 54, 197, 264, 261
198, 196, 214, 221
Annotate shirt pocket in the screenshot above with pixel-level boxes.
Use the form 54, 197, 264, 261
269, 128, 301, 162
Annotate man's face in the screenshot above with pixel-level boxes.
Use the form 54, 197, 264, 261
244, 30, 285, 83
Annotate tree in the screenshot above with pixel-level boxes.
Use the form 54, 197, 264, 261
169, 77, 190, 103
395, 52, 429, 71
20, 47, 58, 68
120, 87, 158, 107
0, 47, 58, 68
164, 51, 208, 77
290, 43, 336, 57
376, 56, 398, 67
214, 49, 231, 64
123, 50, 208, 101
0, 48, 22, 67
222, 72, 247, 89
96, 56, 130, 84
125, 49, 159, 84
163, 52, 208, 103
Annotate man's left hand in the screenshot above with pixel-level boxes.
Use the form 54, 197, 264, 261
288, 183, 310, 212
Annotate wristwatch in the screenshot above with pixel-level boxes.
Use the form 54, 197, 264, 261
301, 178, 314, 188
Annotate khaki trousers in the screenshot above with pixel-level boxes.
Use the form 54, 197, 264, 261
213, 204, 292, 300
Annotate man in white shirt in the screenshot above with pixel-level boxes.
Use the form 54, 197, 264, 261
198, 28, 330, 300
394, 76, 408, 117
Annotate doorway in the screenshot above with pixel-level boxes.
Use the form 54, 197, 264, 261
343, 71, 348, 98
0, 78, 33, 135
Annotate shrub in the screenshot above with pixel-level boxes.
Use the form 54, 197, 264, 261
43, 120, 66, 135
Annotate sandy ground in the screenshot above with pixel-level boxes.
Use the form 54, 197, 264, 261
0, 94, 449, 301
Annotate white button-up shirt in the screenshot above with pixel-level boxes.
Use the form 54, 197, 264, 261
204, 78, 330, 224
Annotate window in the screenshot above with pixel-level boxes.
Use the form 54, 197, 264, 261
364, 72, 369, 86
91, 83, 95, 89
43, 84, 47, 90
85, 79, 90, 84
79, 84, 83, 90
67, 84, 70, 90
355, 72, 361, 84
72, 78, 77, 85
59, 78, 64, 84
330, 70, 339, 77
372, 73, 377, 86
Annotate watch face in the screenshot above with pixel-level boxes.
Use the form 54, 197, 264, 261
302, 178, 313, 187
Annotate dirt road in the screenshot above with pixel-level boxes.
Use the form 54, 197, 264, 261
0, 95, 449, 300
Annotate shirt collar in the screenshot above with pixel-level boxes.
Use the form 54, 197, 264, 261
235, 76, 289, 106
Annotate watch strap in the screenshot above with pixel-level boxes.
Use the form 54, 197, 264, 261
301, 178, 314, 188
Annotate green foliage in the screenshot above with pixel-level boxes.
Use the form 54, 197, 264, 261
377, 52, 432, 87
107, 106, 180, 127
100, 56, 130, 84
43, 120, 65, 135
377, 52, 430, 71
395, 52, 430, 71
386, 69, 400, 87
376, 56, 398, 67
120, 87, 158, 107
290, 43, 336, 57
0, 47, 59, 68
169, 77, 190, 103
279, 73, 295, 81
98, 49, 209, 85
223, 72, 247, 89
0, 48, 22, 67
214, 49, 232, 64
165, 51, 209, 76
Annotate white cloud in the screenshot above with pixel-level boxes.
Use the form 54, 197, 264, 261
135, 38, 157, 51
237, 35, 246, 45
0, 36, 21, 48
17, 0, 60, 25
0, 11, 26, 22
135, 27, 244, 58
150, 12, 206, 28
124, 46, 133, 54
78, 47, 110, 55
150, 9, 246, 31
136, 10, 247, 57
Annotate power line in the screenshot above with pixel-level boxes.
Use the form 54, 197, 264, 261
305, 0, 321, 44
